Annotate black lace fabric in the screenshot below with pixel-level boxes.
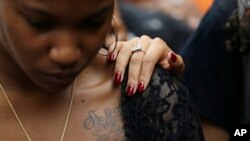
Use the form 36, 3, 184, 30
121, 66, 204, 141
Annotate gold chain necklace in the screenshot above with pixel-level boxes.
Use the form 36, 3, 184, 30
0, 79, 77, 141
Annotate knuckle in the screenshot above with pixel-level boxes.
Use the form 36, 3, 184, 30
128, 73, 139, 84
153, 37, 166, 46
128, 74, 138, 81
115, 61, 125, 69
141, 35, 151, 40
130, 55, 143, 64
120, 44, 131, 52
153, 37, 162, 43
130, 37, 140, 42
142, 56, 155, 65
127, 79, 137, 85
116, 41, 124, 48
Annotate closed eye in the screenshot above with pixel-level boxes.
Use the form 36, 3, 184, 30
26, 18, 55, 31
78, 18, 107, 29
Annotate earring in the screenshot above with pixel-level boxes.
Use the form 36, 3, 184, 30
98, 16, 118, 56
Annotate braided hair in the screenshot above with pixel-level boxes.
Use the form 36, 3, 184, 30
225, 9, 250, 54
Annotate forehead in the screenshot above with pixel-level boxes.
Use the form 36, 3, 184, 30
10, 0, 114, 17
17, 0, 112, 4
30, 0, 111, 5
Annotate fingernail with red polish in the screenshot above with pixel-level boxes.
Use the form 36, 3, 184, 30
137, 82, 145, 93
107, 54, 111, 61
126, 85, 135, 96
170, 52, 177, 63
114, 72, 122, 85
108, 53, 114, 62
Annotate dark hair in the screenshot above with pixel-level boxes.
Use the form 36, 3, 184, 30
225, 9, 250, 54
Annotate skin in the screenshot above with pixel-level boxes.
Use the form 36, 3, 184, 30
0, 0, 126, 140
0, 0, 114, 92
201, 118, 229, 141
110, 1, 185, 90
0, 0, 185, 140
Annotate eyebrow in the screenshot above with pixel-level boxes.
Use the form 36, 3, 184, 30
87, 5, 113, 18
19, 4, 55, 18
19, 3, 113, 19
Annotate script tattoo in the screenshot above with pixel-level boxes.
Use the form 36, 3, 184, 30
83, 106, 124, 141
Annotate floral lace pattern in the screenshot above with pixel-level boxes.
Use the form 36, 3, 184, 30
121, 66, 204, 141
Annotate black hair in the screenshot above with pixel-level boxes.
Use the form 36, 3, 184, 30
225, 9, 250, 54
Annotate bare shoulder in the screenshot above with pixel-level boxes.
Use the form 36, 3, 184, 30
68, 64, 125, 141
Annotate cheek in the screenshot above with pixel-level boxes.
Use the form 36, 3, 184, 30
80, 23, 111, 56
3, 21, 47, 68
1, 19, 46, 70
2, 4, 47, 54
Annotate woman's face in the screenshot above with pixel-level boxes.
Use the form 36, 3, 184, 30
0, 0, 114, 91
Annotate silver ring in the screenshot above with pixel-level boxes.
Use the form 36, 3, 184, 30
132, 44, 146, 54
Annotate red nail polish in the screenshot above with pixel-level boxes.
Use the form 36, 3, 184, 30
108, 53, 114, 62
110, 53, 115, 61
107, 54, 111, 61
114, 72, 121, 85
170, 52, 177, 62
126, 85, 134, 96
137, 82, 145, 93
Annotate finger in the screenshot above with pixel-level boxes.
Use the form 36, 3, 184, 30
107, 41, 123, 62
157, 51, 185, 77
138, 37, 169, 91
126, 35, 151, 96
166, 52, 185, 77
113, 38, 138, 86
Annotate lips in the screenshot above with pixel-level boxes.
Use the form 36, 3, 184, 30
36, 71, 79, 86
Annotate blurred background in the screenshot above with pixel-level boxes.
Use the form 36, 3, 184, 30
118, 0, 213, 52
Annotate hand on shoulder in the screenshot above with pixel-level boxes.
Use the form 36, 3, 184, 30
106, 35, 185, 96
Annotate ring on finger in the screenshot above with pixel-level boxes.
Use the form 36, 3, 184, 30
132, 44, 146, 54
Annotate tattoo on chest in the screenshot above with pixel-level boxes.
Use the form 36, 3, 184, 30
83, 106, 124, 141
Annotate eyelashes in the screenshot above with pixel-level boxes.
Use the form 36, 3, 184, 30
78, 19, 106, 29
26, 18, 107, 32
26, 18, 54, 31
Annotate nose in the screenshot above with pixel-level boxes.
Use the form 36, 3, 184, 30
48, 31, 82, 66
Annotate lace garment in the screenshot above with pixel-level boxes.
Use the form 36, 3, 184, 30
121, 66, 204, 141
